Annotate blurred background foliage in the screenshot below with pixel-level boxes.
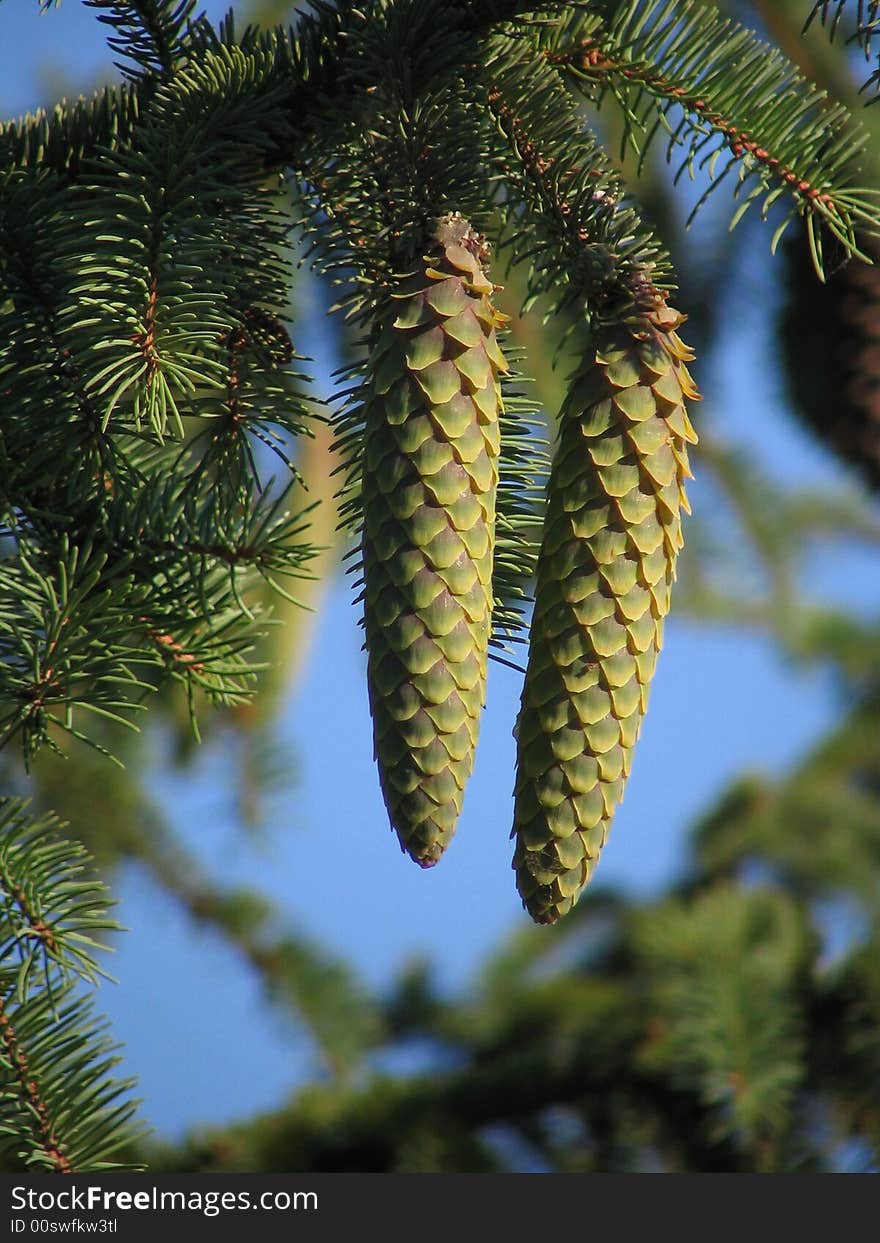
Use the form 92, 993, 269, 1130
2, 0, 880, 1172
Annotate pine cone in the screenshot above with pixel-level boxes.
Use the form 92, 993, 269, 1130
513, 301, 698, 923
779, 232, 880, 493
362, 215, 506, 866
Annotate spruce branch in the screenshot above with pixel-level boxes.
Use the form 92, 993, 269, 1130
293, 7, 547, 647
0, 800, 144, 1171
0, 85, 143, 184
0, 36, 320, 770
0, 169, 123, 510
633, 886, 808, 1168
482, 27, 676, 323
100, 814, 384, 1076
50, 47, 303, 442
0, 978, 144, 1172
0, 987, 72, 1173
2, 2, 546, 186
544, 1, 880, 274
0, 799, 120, 997
85, 0, 198, 80
151, 944, 754, 1172
103, 465, 319, 604
2, 0, 879, 1165
693, 693, 880, 907
0, 538, 158, 764
805, 0, 880, 99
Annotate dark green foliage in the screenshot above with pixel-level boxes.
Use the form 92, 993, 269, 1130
87, 0, 199, 79
0, 35, 318, 762
141, 547, 880, 1171
0, 979, 142, 1172
806, 1, 880, 98
553, 0, 880, 269
146, 765, 880, 1170
3, 0, 880, 1172
779, 231, 880, 490
484, 25, 673, 318
0, 800, 144, 1171
0, 799, 120, 993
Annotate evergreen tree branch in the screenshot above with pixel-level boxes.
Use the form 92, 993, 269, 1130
0, 799, 144, 1171
0, 169, 121, 509
1, 3, 549, 185
0, 538, 158, 764
148, 930, 763, 1172
292, 3, 549, 644
0, 978, 144, 1172
0, 46, 321, 768
92, 809, 384, 1076
47, 48, 305, 444
483, 28, 673, 319
544, 1, 880, 273
805, 1, 880, 99
809, 935, 880, 1155
0, 799, 119, 995
86, 0, 198, 80
632, 886, 809, 1168
693, 690, 880, 906
3, 0, 878, 1170
0, 989, 72, 1173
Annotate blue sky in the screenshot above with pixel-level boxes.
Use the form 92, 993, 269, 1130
3, 2, 878, 1140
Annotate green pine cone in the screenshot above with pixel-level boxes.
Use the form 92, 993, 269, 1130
362, 215, 506, 866
513, 301, 699, 923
